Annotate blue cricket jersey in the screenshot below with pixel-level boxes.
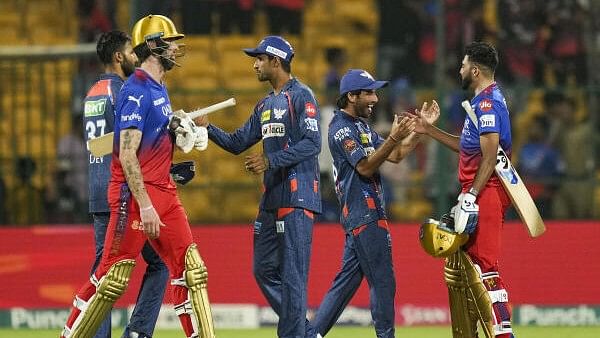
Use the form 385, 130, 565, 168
111, 68, 175, 189
84, 73, 123, 213
207, 78, 322, 213
459, 82, 512, 188
328, 110, 387, 232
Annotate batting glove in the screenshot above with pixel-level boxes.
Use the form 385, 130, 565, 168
173, 115, 197, 153
453, 192, 479, 234
193, 126, 208, 151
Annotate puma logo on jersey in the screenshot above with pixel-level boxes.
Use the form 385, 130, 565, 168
128, 94, 143, 107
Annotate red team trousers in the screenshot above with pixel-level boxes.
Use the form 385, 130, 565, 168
65, 182, 197, 336
464, 184, 513, 337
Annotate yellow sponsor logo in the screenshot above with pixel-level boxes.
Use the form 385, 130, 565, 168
261, 110, 271, 122
360, 133, 369, 144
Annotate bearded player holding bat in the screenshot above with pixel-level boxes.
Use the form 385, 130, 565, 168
417, 42, 515, 337
62, 15, 215, 338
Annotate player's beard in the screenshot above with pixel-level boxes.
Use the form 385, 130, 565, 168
160, 55, 176, 71
122, 58, 136, 77
461, 73, 473, 90
256, 68, 271, 82
356, 99, 373, 119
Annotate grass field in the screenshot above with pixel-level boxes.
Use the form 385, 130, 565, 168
3, 326, 599, 338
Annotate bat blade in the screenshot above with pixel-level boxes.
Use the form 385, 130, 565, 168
88, 98, 236, 157
461, 100, 546, 238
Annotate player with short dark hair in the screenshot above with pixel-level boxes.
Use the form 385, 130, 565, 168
62, 15, 215, 338
83, 30, 168, 338
307, 69, 433, 338
196, 35, 321, 338
417, 41, 516, 337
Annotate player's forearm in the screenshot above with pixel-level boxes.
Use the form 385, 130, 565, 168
119, 129, 152, 208
425, 125, 460, 152
387, 132, 421, 163
356, 137, 398, 177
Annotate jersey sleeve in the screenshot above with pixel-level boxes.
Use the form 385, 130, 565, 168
372, 130, 385, 149
207, 104, 262, 154
118, 86, 151, 131
266, 88, 321, 169
329, 122, 366, 168
475, 98, 502, 135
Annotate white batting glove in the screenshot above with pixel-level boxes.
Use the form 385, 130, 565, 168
454, 192, 479, 234
193, 126, 208, 151
173, 115, 197, 153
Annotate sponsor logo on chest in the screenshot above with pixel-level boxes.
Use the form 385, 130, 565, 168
262, 123, 286, 138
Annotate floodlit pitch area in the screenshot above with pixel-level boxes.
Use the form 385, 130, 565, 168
2, 326, 600, 338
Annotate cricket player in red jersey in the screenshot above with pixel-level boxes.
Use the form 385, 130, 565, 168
417, 42, 515, 337
61, 15, 215, 338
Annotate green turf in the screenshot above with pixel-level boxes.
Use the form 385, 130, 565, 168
2, 326, 599, 337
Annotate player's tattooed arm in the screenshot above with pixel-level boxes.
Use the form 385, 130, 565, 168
119, 128, 151, 208
119, 128, 165, 239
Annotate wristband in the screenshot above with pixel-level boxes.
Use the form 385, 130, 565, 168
140, 205, 154, 212
468, 187, 479, 197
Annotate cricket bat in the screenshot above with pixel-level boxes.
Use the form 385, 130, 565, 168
88, 98, 236, 157
461, 100, 545, 238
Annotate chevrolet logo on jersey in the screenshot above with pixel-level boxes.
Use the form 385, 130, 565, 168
262, 123, 285, 138
261, 110, 271, 122
84, 99, 107, 117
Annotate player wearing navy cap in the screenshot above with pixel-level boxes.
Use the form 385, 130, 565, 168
416, 41, 516, 337
62, 15, 215, 338
307, 69, 438, 338
82, 30, 169, 338
197, 35, 320, 338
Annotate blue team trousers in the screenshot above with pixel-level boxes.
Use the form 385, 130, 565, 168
91, 213, 169, 338
309, 220, 396, 338
253, 208, 314, 338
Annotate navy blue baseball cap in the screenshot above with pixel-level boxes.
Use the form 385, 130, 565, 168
243, 35, 294, 63
339, 69, 389, 95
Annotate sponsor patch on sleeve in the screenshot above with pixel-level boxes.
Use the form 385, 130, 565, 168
304, 118, 318, 131
305, 102, 317, 117
343, 138, 357, 153
479, 98, 493, 112
480, 114, 496, 128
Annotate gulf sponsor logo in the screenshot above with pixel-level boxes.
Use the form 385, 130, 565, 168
262, 122, 285, 138
479, 98, 493, 112
305, 102, 317, 117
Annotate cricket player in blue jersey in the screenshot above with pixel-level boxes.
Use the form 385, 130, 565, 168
307, 69, 438, 338
82, 30, 168, 338
418, 41, 515, 337
64, 15, 215, 338
197, 35, 321, 338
